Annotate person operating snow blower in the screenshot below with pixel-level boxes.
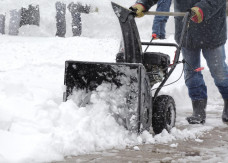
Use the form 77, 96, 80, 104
131, 0, 228, 124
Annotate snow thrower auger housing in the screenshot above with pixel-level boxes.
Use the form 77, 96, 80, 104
63, 2, 190, 134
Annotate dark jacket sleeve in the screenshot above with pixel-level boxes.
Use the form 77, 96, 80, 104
136, 0, 159, 11
195, 0, 226, 20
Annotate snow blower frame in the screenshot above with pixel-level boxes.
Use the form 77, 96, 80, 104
63, 2, 190, 134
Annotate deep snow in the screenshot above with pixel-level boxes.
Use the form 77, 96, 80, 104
0, 0, 228, 162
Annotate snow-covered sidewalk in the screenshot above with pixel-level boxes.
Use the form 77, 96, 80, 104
0, 35, 227, 163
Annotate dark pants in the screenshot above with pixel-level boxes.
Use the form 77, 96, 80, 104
0, 14, 5, 34
152, 0, 172, 39
55, 2, 66, 37
9, 9, 21, 35
182, 45, 228, 100
55, 2, 85, 37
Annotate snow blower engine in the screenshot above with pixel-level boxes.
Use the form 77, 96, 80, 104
63, 2, 190, 134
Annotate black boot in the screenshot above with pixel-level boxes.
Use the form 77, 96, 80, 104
186, 99, 207, 124
222, 99, 228, 123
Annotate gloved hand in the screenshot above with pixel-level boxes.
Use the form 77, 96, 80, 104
131, 4, 145, 18
190, 7, 203, 23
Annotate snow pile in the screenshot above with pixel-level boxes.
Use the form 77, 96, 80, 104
68, 69, 140, 130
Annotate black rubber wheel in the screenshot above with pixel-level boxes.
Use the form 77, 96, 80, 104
152, 95, 176, 134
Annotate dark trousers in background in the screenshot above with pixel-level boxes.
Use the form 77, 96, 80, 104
152, 0, 172, 39
0, 14, 5, 34
9, 9, 21, 35
55, 2, 90, 37
0, 5, 40, 35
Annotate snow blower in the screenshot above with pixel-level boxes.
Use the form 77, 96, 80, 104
63, 2, 191, 134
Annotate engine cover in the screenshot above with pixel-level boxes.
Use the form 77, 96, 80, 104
142, 52, 170, 85
143, 52, 170, 68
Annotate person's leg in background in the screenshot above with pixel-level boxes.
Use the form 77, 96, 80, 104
202, 45, 228, 122
0, 14, 5, 34
9, 9, 21, 35
20, 5, 40, 27
152, 0, 172, 39
68, 2, 82, 36
182, 47, 208, 124
55, 2, 66, 37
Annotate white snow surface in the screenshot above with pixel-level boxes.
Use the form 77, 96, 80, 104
0, 0, 228, 162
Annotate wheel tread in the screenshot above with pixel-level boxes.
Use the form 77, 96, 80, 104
152, 95, 176, 134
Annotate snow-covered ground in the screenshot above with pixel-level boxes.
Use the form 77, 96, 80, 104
0, 0, 228, 162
